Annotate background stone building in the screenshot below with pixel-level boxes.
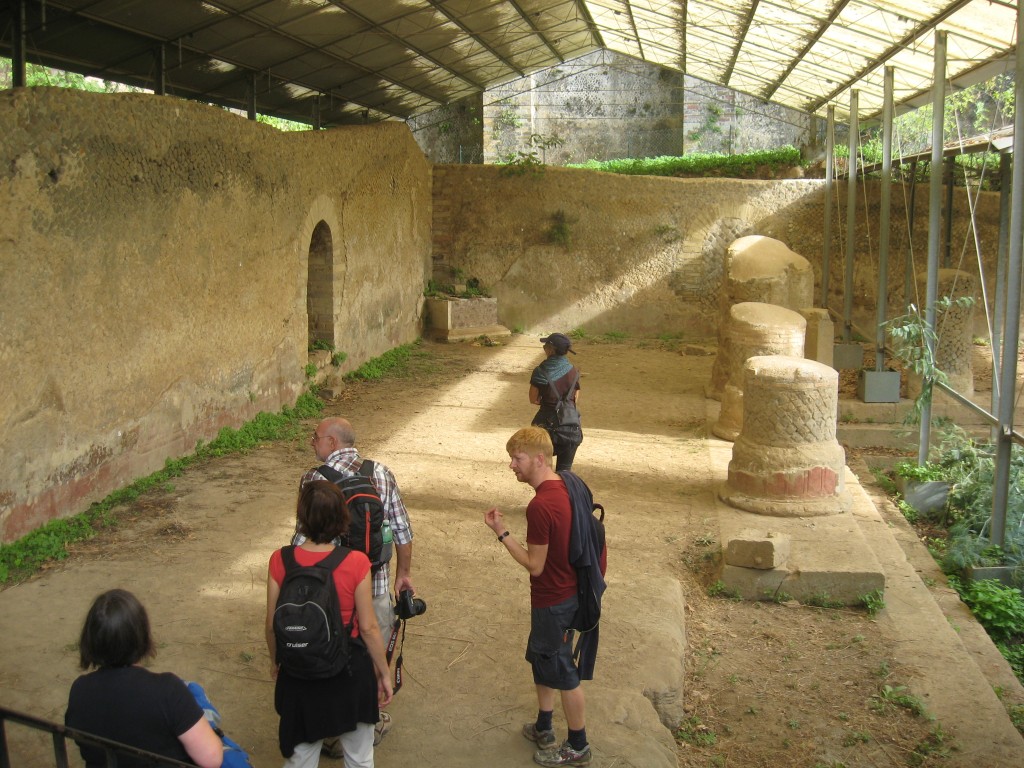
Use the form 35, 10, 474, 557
410, 50, 816, 165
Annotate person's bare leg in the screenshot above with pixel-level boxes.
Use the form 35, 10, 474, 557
536, 684, 556, 712
560, 686, 585, 731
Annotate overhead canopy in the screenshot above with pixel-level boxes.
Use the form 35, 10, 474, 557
1, 1, 1018, 126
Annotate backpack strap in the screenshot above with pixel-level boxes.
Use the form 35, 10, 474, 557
317, 546, 350, 574
317, 464, 345, 484
281, 544, 350, 574
546, 368, 580, 406
281, 544, 299, 573
317, 460, 375, 485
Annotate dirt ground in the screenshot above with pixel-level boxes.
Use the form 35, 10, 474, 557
1, 336, 1022, 768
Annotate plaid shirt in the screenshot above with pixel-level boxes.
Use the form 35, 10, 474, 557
296, 447, 412, 597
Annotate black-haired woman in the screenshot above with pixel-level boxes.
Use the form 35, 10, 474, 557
265, 480, 393, 768
530, 332, 583, 472
65, 589, 223, 768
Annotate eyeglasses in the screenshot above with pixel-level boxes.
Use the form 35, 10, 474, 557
311, 431, 327, 443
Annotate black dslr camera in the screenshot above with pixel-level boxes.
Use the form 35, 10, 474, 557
395, 589, 427, 620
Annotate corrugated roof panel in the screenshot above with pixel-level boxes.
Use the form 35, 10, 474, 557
254, 2, 355, 33
939, 7, 1018, 62
2, 1, 1019, 125
686, 60, 727, 85
85, 0, 221, 39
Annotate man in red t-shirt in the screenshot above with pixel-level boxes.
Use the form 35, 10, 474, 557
484, 427, 591, 767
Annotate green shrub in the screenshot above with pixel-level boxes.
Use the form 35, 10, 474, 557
894, 460, 946, 482
950, 577, 1024, 644
567, 146, 802, 178
344, 342, 421, 381
859, 589, 886, 617
546, 210, 572, 247
675, 716, 717, 746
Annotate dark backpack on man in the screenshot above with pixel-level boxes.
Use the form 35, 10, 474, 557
317, 460, 393, 571
273, 545, 352, 679
570, 502, 606, 633
559, 470, 607, 680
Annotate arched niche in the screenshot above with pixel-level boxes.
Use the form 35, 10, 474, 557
307, 220, 335, 348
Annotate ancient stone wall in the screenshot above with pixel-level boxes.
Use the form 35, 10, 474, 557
431, 165, 1004, 341
0, 88, 431, 542
407, 93, 484, 164
410, 50, 813, 165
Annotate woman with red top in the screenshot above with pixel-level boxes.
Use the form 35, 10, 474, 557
265, 480, 393, 768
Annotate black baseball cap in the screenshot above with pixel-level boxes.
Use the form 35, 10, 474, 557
539, 333, 575, 355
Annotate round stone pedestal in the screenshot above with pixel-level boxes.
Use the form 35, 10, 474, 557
721, 355, 847, 517
712, 303, 806, 441
708, 236, 813, 399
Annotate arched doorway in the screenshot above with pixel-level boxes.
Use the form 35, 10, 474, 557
307, 220, 335, 348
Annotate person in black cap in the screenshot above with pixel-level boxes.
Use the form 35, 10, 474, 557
529, 333, 583, 472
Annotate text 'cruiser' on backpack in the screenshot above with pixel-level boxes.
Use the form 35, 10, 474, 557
273, 545, 353, 679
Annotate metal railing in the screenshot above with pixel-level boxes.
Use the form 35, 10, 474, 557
0, 705, 193, 768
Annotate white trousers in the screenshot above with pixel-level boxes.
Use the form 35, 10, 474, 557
283, 723, 375, 768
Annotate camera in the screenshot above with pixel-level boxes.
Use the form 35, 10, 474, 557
395, 589, 427, 620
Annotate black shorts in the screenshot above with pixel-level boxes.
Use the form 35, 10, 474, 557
525, 596, 580, 690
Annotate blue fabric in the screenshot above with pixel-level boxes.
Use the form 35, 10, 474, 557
186, 682, 254, 768
530, 355, 574, 387
558, 471, 607, 680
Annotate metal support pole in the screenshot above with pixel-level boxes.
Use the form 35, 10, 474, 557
247, 72, 257, 120
13, 0, 27, 87
844, 90, 859, 342
919, 31, 946, 465
991, 3, 1024, 548
906, 161, 919, 306
822, 105, 835, 309
992, 151, 1011, 440
943, 155, 956, 267
876, 67, 894, 371
155, 44, 166, 96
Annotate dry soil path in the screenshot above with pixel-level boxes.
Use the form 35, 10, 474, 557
1, 336, 1022, 768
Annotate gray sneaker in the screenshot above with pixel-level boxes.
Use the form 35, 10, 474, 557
320, 737, 343, 760
522, 722, 557, 750
374, 711, 393, 746
533, 741, 592, 767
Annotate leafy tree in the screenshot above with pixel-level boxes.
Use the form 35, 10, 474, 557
256, 113, 311, 132
0, 57, 140, 92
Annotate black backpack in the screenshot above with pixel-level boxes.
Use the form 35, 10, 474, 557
273, 545, 353, 680
317, 460, 393, 571
547, 369, 581, 427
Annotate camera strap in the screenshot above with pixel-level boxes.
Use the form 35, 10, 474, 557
385, 617, 405, 694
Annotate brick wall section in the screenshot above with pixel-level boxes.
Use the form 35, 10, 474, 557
431, 165, 452, 269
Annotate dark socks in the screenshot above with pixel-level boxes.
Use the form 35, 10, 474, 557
568, 727, 588, 751
536, 710, 554, 732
